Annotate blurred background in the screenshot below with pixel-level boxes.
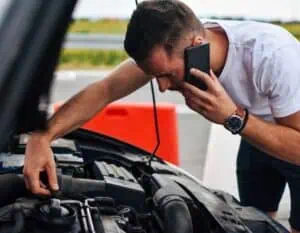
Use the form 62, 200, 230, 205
59, 0, 300, 70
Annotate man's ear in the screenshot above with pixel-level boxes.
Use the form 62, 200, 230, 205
192, 35, 205, 46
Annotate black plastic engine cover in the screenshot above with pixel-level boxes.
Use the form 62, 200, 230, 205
92, 161, 145, 211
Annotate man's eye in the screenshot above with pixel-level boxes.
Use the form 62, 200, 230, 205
157, 75, 169, 79
156, 73, 175, 79
165, 73, 174, 78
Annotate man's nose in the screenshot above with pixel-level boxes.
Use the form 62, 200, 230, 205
157, 78, 171, 92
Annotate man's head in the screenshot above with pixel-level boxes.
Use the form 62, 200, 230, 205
124, 0, 205, 92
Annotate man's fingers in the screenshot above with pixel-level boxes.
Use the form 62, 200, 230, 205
46, 163, 59, 191
209, 69, 218, 80
186, 96, 207, 109
24, 176, 29, 190
190, 68, 214, 89
186, 99, 197, 112
183, 82, 212, 104
39, 180, 47, 189
25, 171, 51, 196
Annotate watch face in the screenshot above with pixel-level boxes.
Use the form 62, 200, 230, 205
228, 115, 243, 131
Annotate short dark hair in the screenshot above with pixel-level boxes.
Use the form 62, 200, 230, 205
124, 0, 204, 63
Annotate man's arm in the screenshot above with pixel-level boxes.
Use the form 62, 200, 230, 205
241, 112, 300, 165
182, 67, 300, 166
45, 59, 149, 141
240, 44, 300, 165
23, 58, 150, 195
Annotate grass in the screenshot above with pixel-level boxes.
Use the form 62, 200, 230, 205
69, 19, 128, 34
280, 23, 300, 34
69, 19, 300, 37
58, 49, 128, 70
280, 23, 300, 40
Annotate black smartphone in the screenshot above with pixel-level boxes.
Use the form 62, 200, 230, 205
184, 43, 210, 90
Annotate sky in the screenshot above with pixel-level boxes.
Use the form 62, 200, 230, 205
0, 0, 299, 22
72, 0, 300, 21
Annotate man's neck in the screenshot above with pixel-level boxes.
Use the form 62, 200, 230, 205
205, 28, 229, 77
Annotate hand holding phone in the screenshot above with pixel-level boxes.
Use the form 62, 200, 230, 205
184, 43, 210, 90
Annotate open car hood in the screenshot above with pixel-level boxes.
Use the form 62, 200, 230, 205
0, 0, 77, 150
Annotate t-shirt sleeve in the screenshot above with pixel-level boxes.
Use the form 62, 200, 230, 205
257, 44, 300, 118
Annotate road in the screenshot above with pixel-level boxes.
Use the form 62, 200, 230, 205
64, 34, 124, 49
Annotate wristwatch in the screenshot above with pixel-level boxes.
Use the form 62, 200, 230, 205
224, 106, 249, 135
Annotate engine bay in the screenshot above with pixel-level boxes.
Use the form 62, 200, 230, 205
0, 130, 289, 233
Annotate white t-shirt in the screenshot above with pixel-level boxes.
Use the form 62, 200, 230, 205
203, 20, 300, 122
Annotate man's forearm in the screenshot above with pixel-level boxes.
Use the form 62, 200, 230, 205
241, 114, 300, 165
39, 80, 110, 142
34, 59, 149, 142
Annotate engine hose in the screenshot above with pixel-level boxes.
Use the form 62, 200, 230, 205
0, 174, 27, 207
0, 207, 25, 233
159, 195, 193, 233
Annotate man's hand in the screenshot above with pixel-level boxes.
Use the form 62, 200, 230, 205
23, 134, 59, 195
182, 68, 237, 124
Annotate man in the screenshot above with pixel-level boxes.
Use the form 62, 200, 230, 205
24, 0, 300, 231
